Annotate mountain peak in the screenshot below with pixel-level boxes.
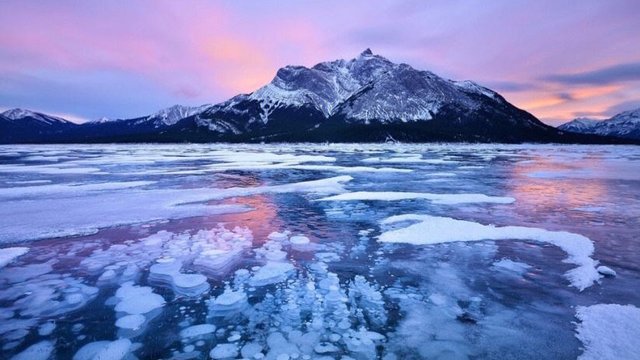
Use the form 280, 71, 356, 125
360, 48, 374, 56
2, 108, 37, 119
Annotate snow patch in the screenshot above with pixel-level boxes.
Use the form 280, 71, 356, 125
575, 304, 640, 360
379, 214, 600, 290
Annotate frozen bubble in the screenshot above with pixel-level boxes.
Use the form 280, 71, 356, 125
115, 282, 165, 315
289, 236, 310, 245
115, 314, 145, 330
11, 341, 54, 360
209, 343, 238, 359
179, 324, 216, 339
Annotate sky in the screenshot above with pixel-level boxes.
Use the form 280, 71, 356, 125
0, 1, 639, 125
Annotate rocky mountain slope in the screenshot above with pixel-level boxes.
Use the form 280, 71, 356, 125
1, 50, 634, 144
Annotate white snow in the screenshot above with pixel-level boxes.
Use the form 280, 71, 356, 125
317, 191, 515, 204
0, 247, 29, 268
596, 266, 616, 277
379, 214, 601, 290
575, 304, 640, 360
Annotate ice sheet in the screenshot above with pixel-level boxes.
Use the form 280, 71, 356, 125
317, 191, 515, 204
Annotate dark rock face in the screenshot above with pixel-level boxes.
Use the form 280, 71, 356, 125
2, 51, 636, 144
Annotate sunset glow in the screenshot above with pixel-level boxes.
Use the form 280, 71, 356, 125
1, 1, 639, 124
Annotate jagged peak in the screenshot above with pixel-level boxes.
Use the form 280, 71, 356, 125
360, 48, 373, 56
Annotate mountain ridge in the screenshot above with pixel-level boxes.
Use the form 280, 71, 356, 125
1, 50, 637, 144
558, 108, 640, 140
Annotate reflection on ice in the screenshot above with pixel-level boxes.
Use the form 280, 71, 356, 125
0, 143, 638, 359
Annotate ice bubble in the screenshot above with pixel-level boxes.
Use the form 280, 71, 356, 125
241, 342, 263, 358
149, 260, 209, 297
114, 282, 165, 315
115, 314, 145, 330
11, 340, 54, 360
37, 321, 56, 336
249, 262, 295, 287
289, 236, 310, 245
92, 339, 132, 360
179, 324, 216, 339
209, 343, 238, 359
268, 231, 290, 242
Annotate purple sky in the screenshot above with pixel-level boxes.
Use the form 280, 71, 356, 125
1, 0, 639, 124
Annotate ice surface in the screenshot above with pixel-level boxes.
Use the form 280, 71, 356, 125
379, 214, 600, 290
575, 304, 640, 360
317, 191, 515, 204
0, 247, 28, 268
0, 175, 350, 243
491, 258, 532, 275
1, 144, 638, 359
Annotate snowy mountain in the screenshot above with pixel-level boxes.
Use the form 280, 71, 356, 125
2, 51, 634, 143
1, 108, 72, 125
172, 49, 570, 142
559, 108, 640, 140
135, 104, 211, 127
0, 108, 77, 143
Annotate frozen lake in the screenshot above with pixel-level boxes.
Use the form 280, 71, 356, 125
0, 143, 639, 359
